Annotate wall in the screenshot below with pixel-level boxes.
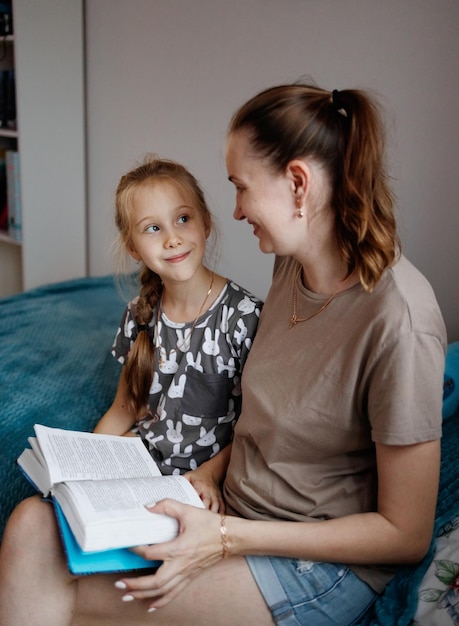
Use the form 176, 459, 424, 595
85, 0, 459, 341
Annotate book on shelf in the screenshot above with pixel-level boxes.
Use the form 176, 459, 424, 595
0, 69, 16, 130
0, 148, 6, 231
0, 2, 13, 37
6, 148, 21, 241
17, 425, 205, 574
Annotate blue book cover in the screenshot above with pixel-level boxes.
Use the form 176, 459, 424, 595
54, 500, 161, 576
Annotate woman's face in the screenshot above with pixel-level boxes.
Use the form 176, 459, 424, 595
226, 130, 300, 256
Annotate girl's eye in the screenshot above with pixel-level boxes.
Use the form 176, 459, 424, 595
178, 215, 189, 224
145, 224, 160, 233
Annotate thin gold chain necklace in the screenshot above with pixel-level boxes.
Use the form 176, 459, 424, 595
289, 264, 341, 329
156, 272, 215, 364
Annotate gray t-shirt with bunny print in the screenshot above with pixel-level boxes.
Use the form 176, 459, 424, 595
112, 280, 262, 475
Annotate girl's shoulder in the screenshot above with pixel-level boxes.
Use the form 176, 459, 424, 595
222, 279, 263, 311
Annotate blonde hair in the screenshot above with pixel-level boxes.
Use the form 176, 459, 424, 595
229, 82, 400, 291
115, 155, 215, 416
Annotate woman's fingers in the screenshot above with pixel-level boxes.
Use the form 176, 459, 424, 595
114, 499, 223, 608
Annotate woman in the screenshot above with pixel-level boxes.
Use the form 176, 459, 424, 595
0, 82, 446, 626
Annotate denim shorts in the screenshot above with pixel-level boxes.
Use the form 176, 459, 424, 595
246, 556, 378, 626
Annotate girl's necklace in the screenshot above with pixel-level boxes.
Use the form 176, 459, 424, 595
156, 272, 215, 364
289, 264, 342, 329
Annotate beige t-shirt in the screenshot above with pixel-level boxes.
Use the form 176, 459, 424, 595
224, 254, 446, 592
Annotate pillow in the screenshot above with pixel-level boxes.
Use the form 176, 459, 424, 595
443, 342, 459, 420
412, 514, 459, 624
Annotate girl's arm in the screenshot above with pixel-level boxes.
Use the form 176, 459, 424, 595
93, 368, 137, 436
117, 438, 440, 610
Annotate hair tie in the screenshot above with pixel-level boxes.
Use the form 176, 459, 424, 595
137, 324, 149, 332
332, 89, 348, 117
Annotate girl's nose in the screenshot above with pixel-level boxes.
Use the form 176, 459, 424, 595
165, 230, 182, 247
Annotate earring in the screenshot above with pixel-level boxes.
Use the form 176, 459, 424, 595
295, 193, 304, 218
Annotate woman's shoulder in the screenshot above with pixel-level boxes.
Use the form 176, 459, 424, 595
377, 255, 446, 343
390, 255, 436, 293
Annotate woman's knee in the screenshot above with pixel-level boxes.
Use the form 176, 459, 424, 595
2, 496, 55, 547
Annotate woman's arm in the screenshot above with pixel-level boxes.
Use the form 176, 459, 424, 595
223, 439, 440, 564
117, 439, 440, 610
93, 368, 137, 436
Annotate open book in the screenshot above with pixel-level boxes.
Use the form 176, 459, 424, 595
17, 425, 204, 572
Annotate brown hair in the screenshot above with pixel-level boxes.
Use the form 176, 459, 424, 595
228, 82, 400, 291
115, 155, 214, 416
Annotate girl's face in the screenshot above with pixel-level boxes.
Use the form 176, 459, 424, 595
225, 131, 301, 256
127, 180, 209, 283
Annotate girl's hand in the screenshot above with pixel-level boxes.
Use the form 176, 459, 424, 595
181, 444, 232, 513
184, 468, 225, 513
115, 499, 225, 610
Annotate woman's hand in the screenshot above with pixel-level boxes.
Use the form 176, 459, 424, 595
115, 499, 225, 610
184, 467, 225, 513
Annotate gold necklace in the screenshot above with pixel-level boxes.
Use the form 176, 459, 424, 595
289, 264, 341, 329
156, 272, 215, 364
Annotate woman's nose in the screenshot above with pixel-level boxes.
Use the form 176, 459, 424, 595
233, 204, 245, 221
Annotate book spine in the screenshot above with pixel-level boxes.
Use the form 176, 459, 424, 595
6, 69, 16, 130
0, 70, 5, 128
6, 149, 21, 241
0, 148, 6, 231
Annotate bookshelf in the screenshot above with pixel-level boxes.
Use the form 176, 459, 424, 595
0, 0, 86, 298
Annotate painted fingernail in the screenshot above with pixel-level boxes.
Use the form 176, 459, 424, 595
148, 607, 157, 613
122, 594, 135, 602
114, 581, 127, 589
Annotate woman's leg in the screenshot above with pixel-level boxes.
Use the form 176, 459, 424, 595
73, 555, 274, 626
0, 496, 78, 626
0, 496, 274, 626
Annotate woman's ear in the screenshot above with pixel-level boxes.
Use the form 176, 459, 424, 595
203, 215, 212, 239
286, 159, 309, 198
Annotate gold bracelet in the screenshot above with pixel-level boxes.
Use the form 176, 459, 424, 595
220, 515, 229, 558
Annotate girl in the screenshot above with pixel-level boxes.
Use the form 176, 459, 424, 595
94, 156, 262, 511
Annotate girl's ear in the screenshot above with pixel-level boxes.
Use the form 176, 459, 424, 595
127, 241, 141, 263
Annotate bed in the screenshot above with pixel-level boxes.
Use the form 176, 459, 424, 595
0, 276, 125, 531
1, 276, 458, 625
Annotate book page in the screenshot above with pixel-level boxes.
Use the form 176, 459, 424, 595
17, 448, 50, 494
54, 475, 204, 551
34, 425, 161, 485
57, 475, 203, 515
